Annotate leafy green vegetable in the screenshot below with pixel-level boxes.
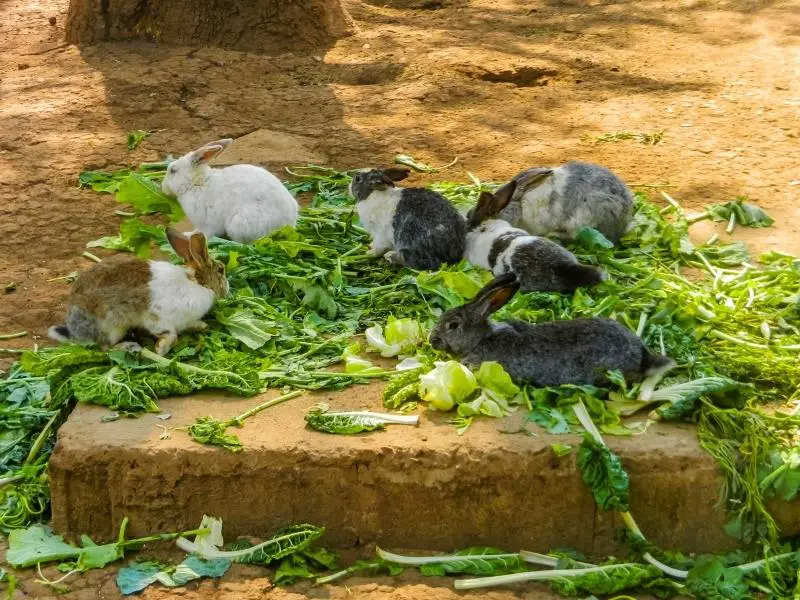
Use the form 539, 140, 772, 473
178, 523, 324, 563
394, 154, 458, 173
577, 433, 630, 512
116, 555, 231, 595
365, 317, 424, 357
187, 390, 303, 452
116, 173, 184, 221
215, 308, 276, 350
649, 376, 748, 421
685, 556, 750, 600
6, 518, 206, 570
454, 562, 663, 594
304, 403, 419, 435
418, 361, 477, 411
575, 227, 614, 250
79, 161, 167, 193
126, 130, 151, 151
341, 342, 383, 374
377, 547, 524, 576
0, 567, 17, 598
382, 367, 424, 409
315, 559, 403, 585
702, 197, 775, 232
475, 362, 520, 399
551, 443, 574, 457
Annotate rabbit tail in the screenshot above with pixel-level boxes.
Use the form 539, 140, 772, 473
48, 325, 71, 342
555, 263, 606, 290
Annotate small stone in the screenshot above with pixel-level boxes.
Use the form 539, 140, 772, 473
48, 16, 57, 25
362, 43, 371, 49
313, 55, 322, 62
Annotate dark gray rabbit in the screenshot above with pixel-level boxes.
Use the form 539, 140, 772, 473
496, 161, 633, 243
465, 181, 604, 293
429, 273, 674, 395
349, 167, 467, 270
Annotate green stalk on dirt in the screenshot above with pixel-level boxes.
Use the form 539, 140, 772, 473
186, 389, 305, 452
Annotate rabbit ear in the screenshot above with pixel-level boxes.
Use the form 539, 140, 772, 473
203, 138, 233, 149
472, 274, 520, 317
471, 189, 508, 226
191, 144, 226, 165
515, 168, 554, 190
491, 179, 518, 211
380, 168, 410, 184
188, 232, 211, 265
166, 228, 193, 261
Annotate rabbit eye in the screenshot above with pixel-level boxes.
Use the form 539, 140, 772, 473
447, 320, 460, 330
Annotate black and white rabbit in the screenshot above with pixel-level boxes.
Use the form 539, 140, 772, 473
465, 181, 604, 293
496, 161, 633, 243
349, 167, 467, 270
428, 273, 674, 397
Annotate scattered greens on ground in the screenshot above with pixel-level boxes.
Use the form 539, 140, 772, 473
6, 518, 205, 570
126, 130, 152, 151
187, 389, 304, 452
2, 161, 800, 598
689, 197, 775, 232
584, 130, 664, 145
393, 154, 458, 173
0, 567, 17, 599
304, 403, 419, 434
174, 516, 337, 586
116, 555, 230, 595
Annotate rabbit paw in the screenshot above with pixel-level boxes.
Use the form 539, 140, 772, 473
113, 341, 143, 353
154, 330, 178, 356
184, 320, 208, 332
384, 250, 404, 266
369, 243, 389, 257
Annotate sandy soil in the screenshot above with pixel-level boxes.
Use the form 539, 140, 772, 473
1, 0, 798, 597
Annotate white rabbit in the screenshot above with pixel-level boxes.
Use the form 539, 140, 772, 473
161, 139, 299, 244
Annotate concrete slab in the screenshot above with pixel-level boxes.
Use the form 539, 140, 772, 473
49, 383, 799, 555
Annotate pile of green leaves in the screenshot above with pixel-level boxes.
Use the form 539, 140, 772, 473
2, 161, 800, 599
175, 516, 338, 586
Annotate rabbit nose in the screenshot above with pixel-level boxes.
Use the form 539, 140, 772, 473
429, 331, 441, 348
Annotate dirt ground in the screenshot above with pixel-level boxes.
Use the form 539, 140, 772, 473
1, 0, 799, 597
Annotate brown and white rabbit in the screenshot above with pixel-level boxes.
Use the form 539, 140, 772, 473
48, 230, 228, 356
465, 181, 604, 293
429, 273, 674, 398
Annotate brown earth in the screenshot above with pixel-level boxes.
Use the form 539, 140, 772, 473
1, 0, 799, 597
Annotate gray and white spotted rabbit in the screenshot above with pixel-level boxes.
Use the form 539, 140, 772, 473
429, 273, 674, 397
465, 180, 605, 293
349, 167, 467, 270
496, 161, 634, 243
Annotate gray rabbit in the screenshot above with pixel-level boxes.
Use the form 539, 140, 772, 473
496, 161, 633, 243
429, 273, 674, 393
349, 167, 467, 270
465, 181, 604, 293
